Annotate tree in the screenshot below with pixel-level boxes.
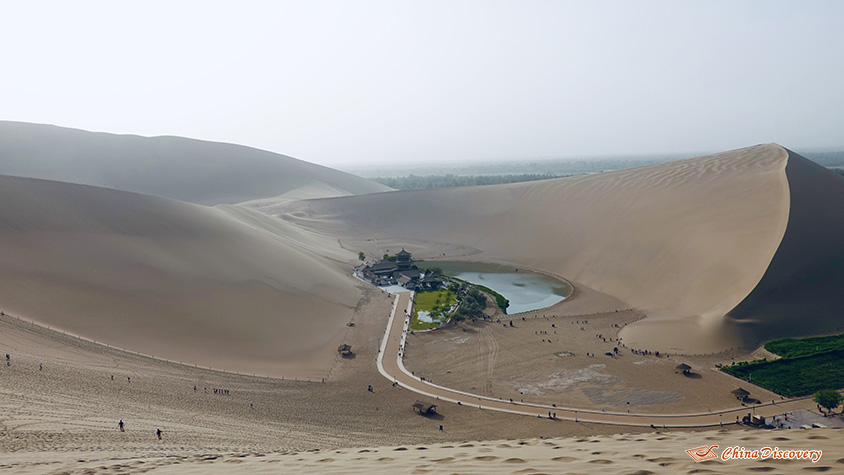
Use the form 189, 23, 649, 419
814, 389, 843, 414
358, 251, 365, 261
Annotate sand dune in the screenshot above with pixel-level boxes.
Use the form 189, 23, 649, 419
0, 175, 363, 378
281, 144, 843, 353
727, 149, 844, 345
0, 121, 391, 204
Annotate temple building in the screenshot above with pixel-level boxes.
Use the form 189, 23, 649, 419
356, 248, 442, 290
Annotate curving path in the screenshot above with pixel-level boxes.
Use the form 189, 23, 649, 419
377, 292, 819, 428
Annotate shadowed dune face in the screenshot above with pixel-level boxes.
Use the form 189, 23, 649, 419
0, 176, 362, 377
284, 144, 794, 353
727, 150, 844, 346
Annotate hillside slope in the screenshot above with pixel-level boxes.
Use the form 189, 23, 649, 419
726, 149, 844, 344
0, 175, 362, 377
0, 121, 391, 205
282, 144, 812, 353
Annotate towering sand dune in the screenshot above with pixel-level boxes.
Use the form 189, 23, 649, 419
0, 175, 362, 377
282, 144, 842, 353
0, 121, 391, 205
727, 149, 844, 344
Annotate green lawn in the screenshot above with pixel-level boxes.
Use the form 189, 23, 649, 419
723, 333, 844, 396
723, 350, 844, 396
764, 334, 844, 358
411, 289, 458, 330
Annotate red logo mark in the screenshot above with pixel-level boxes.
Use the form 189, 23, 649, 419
686, 445, 719, 462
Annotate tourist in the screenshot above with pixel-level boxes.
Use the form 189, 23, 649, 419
118, 420, 125, 432
156, 428, 162, 440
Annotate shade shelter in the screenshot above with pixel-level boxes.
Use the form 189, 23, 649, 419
412, 400, 438, 415
675, 363, 692, 374
731, 387, 751, 401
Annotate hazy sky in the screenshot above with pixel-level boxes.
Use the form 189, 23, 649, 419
2, 1, 842, 166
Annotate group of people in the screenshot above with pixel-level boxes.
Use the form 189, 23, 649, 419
631, 348, 666, 357
117, 420, 163, 440
1, 353, 43, 370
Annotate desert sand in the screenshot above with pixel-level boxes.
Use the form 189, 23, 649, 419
3, 429, 841, 474
0, 175, 365, 379
0, 121, 392, 205
2, 142, 844, 472
282, 144, 844, 354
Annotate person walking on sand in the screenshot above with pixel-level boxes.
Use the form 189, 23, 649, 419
156, 428, 162, 440
119, 420, 124, 432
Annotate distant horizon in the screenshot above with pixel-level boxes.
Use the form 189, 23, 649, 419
6, 119, 844, 173
2, 1, 843, 167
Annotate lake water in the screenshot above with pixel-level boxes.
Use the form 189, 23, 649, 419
420, 261, 571, 314
416, 310, 433, 323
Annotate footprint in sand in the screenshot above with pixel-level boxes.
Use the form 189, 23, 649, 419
503, 458, 526, 463
746, 467, 775, 472
434, 457, 455, 463
588, 459, 614, 464
552, 456, 576, 462
808, 435, 828, 440
474, 456, 497, 461
646, 457, 676, 467
802, 467, 832, 472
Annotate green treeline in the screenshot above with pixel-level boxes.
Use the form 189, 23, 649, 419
722, 333, 844, 396
373, 173, 562, 191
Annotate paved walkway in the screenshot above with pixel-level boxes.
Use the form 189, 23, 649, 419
376, 292, 818, 427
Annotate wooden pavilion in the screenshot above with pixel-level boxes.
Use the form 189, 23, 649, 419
731, 387, 751, 401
